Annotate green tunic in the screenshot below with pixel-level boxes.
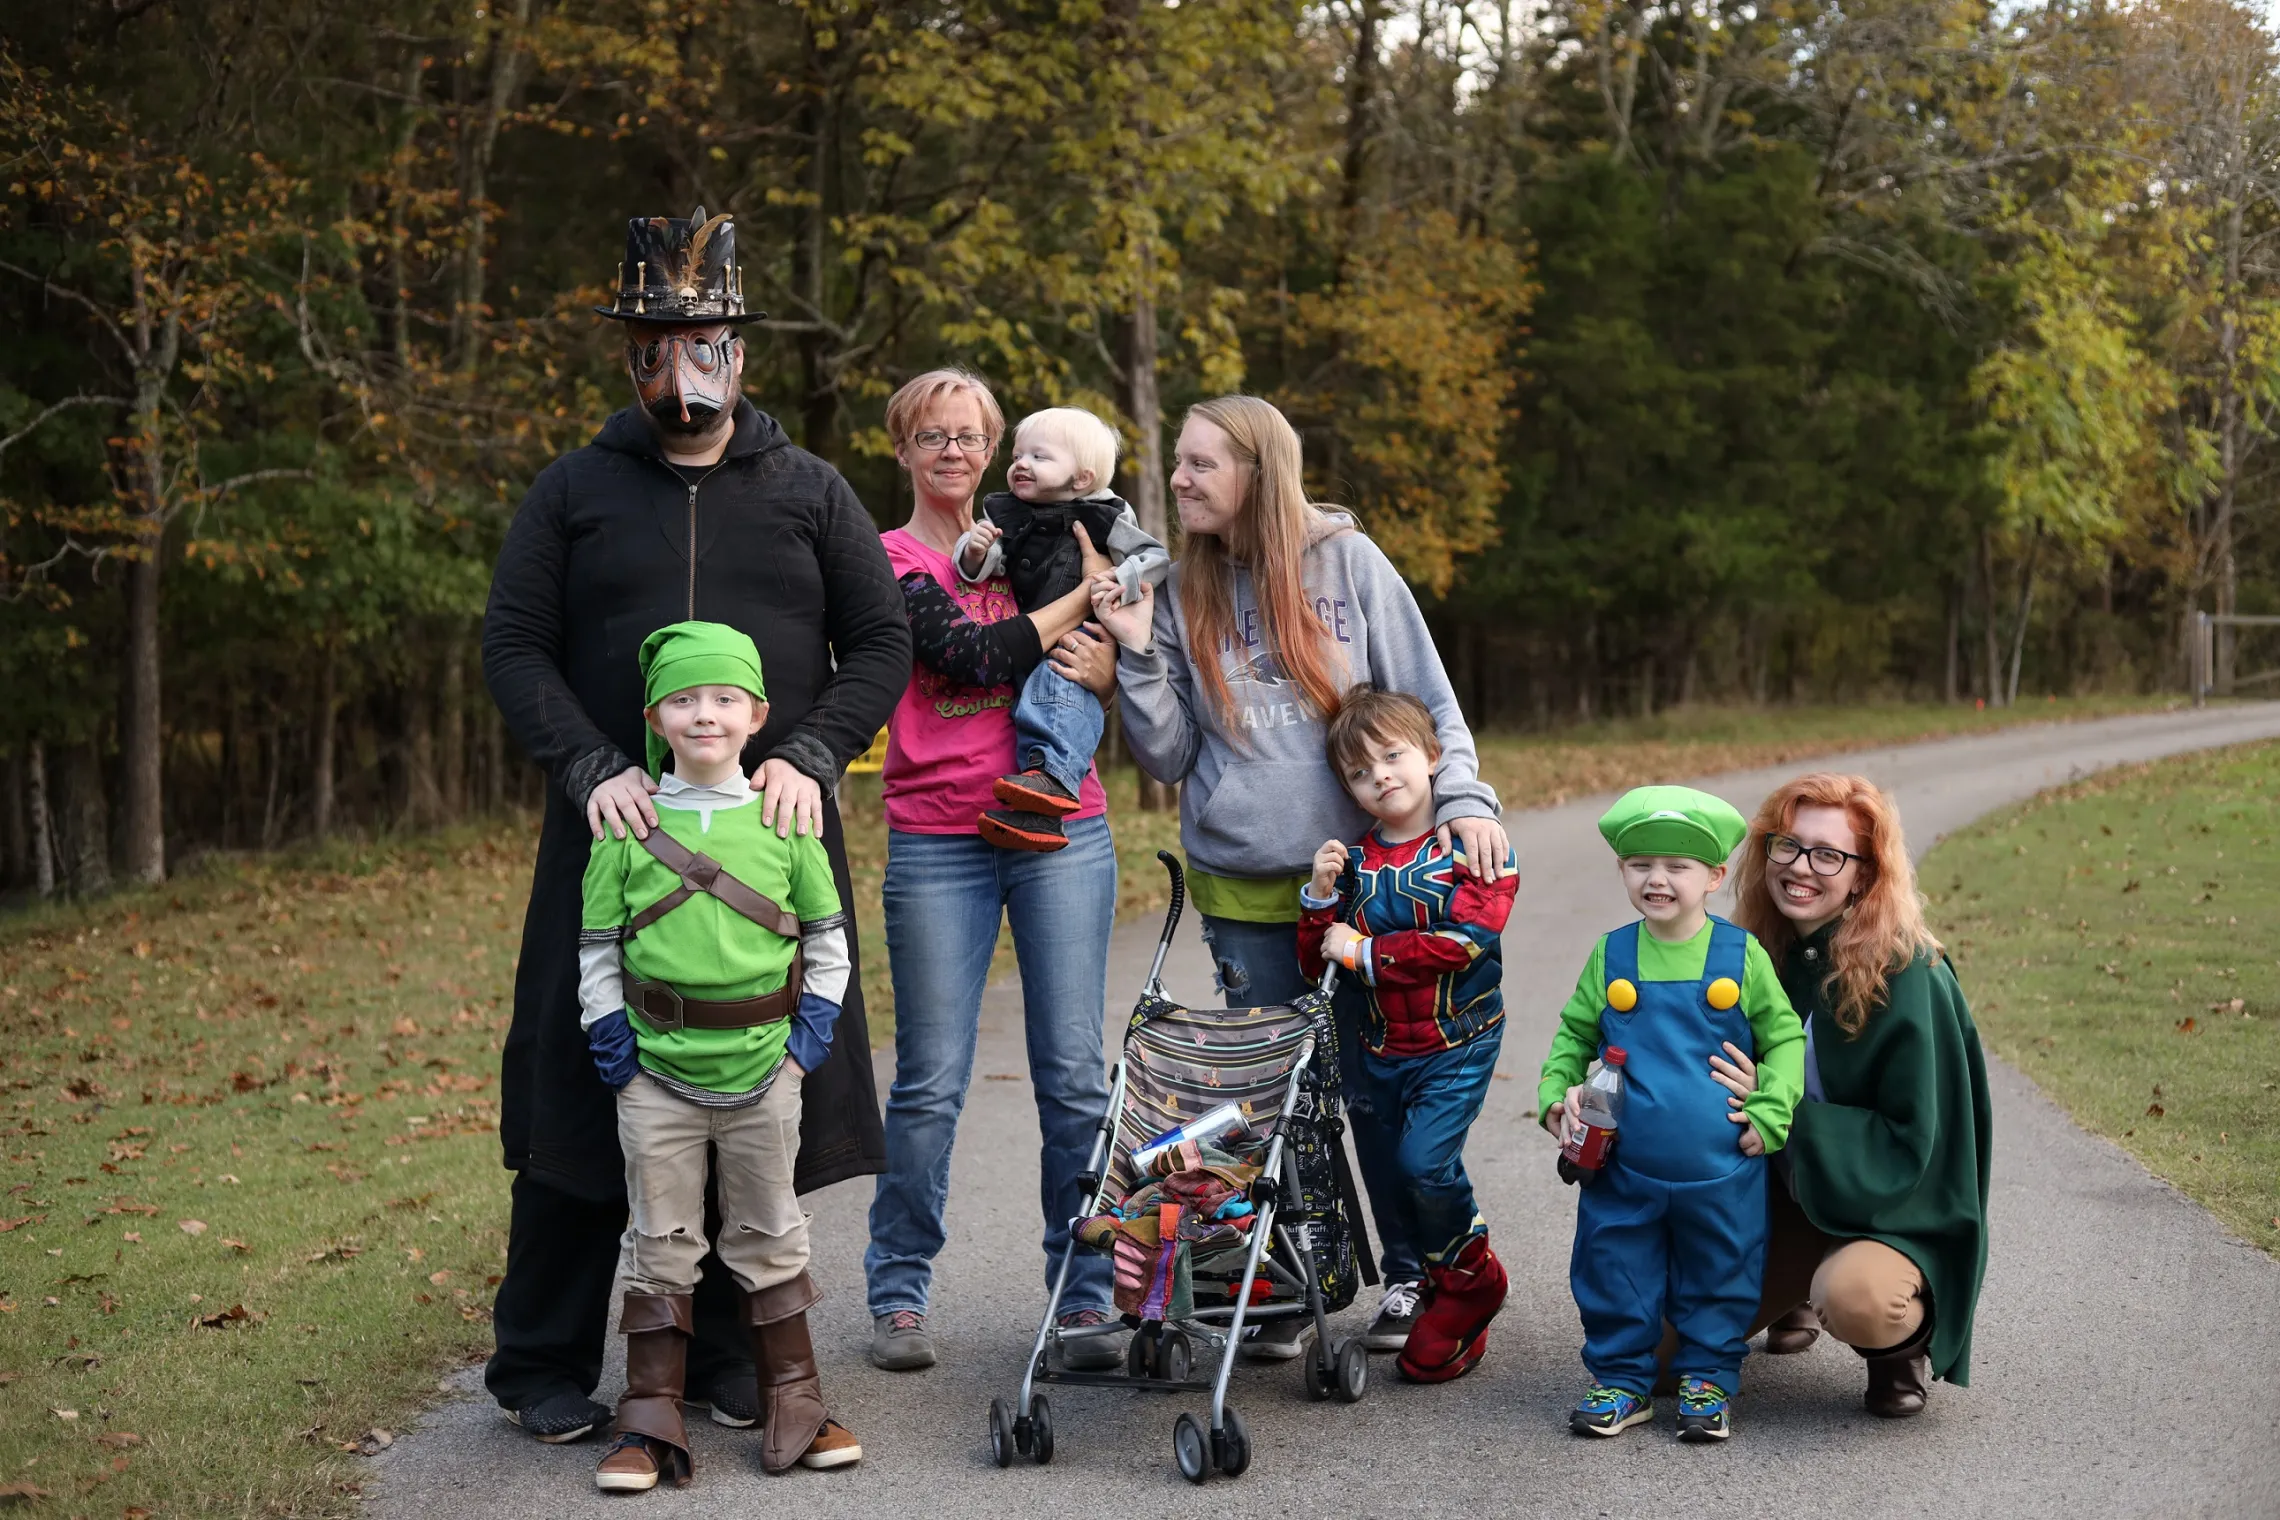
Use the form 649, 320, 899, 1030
1781, 921, 1992, 1385
580, 799, 839, 1094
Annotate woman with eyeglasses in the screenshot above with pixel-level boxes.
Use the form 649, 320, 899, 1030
860, 369, 1127, 1375
1706, 771, 1992, 1419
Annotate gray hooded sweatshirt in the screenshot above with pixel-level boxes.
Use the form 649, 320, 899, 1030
1116, 510, 1501, 885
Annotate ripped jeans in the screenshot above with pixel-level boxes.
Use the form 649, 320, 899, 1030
616, 1065, 808, 1296
1196, 914, 1422, 1283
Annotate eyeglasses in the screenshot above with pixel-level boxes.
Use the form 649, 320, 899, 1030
1766, 834, 1864, 877
911, 429, 993, 454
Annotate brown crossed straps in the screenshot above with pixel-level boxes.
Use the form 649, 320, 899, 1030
622, 826, 804, 1034
629, 827, 801, 939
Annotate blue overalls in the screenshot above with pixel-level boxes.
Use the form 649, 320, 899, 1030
1569, 917, 1767, 1397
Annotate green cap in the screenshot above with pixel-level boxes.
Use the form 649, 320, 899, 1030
1597, 785, 1748, 866
638, 621, 766, 777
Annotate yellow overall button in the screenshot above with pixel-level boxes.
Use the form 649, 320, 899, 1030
1605, 978, 1638, 1013
1706, 976, 1741, 1010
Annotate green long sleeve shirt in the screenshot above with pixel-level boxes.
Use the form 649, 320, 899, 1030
1536, 919, 1806, 1153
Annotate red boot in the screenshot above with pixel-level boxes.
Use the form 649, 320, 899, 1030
1396, 1235, 1507, 1384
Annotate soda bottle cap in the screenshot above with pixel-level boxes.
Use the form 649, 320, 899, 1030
1605, 1047, 1628, 1067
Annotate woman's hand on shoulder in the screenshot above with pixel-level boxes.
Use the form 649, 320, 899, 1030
750, 757, 824, 839
1047, 621, 1118, 698
588, 766, 659, 841
1090, 576, 1156, 652
1437, 815, 1512, 883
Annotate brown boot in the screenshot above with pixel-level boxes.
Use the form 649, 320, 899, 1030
1861, 1321, 1932, 1418
747, 1273, 829, 1475
601, 1292, 694, 1489
1764, 1302, 1821, 1355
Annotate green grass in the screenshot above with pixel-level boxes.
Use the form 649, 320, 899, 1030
1923, 741, 2280, 1259
0, 694, 2207, 1515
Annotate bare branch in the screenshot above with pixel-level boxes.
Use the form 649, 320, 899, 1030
0, 395, 128, 461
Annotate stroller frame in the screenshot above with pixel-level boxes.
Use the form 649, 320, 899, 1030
987, 852, 1377, 1482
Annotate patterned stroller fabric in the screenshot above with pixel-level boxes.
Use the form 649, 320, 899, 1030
1082, 987, 1364, 1320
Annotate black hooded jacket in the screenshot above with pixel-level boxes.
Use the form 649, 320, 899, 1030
482, 400, 909, 1201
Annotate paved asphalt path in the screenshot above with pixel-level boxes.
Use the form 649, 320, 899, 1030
372, 705, 2280, 1519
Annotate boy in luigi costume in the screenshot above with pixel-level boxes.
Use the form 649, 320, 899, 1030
1537, 786, 1805, 1443
579, 622, 860, 1489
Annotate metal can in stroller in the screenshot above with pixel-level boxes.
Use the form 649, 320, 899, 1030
985, 852, 1379, 1482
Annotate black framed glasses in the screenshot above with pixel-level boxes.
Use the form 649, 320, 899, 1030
1766, 834, 1864, 877
911, 429, 993, 453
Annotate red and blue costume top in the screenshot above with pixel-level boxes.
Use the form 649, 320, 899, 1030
1295, 829, 1518, 1059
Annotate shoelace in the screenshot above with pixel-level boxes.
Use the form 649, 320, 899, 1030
1582, 1385, 1636, 1411
1378, 1280, 1422, 1318
886, 1310, 925, 1332
1060, 1309, 1110, 1329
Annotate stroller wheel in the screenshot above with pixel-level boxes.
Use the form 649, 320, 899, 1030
1214, 1404, 1252, 1477
987, 1397, 1014, 1468
1335, 1336, 1369, 1403
1172, 1411, 1209, 1483
1128, 1324, 1161, 1380
1028, 1393, 1055, 1465
1157, 1329, 1194, 1383
1301, 1342, 1334, 1401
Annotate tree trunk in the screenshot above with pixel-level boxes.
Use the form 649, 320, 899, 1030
120, 535, 167, 881
483, 702, 506, 813
259, 720, 285, 850
404, 671, 442, 829
441, 634, 467, 819
2005, 532, 2043, 708
1944, 577, 1961, 704
455, 0, 532, 372
26, 740, 56, 898
1978, 529, 2003, 706
2, 750, 23, 889
1337, 0, 1381, 278
313, 643, 339, 837
1124, 249, 1176, 813
792, 19, 839, 458
57, 740, 112, 898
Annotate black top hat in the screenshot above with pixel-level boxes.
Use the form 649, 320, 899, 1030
594, 206, 764, 323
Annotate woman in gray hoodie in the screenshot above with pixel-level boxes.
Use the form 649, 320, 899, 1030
1090, 394, 1511, 1358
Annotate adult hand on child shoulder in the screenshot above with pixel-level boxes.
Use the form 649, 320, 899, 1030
750, 756, 824, 839
1437, 815, 1513, 884
587, 765, 659, 841
1309, 838, 1349, 899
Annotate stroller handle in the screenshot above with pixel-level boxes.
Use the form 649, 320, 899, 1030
1144, 851, 1186, 996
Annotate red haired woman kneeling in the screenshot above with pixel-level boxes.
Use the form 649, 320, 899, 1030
1715, 772, 1992, 1417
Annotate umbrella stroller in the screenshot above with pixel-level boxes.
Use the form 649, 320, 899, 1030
986, 851, 1379, 1482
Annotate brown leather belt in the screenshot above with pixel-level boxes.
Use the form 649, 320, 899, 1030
626, 949, 805, 1034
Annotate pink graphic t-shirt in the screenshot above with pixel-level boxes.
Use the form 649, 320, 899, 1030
880, 527, 1108, 834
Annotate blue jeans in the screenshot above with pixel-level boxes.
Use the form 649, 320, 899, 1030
1360, 1027, 1501, 1267
1195, 913, 1422, 1283
865, 817, 1117, 1317
1012, 661, 1103, 799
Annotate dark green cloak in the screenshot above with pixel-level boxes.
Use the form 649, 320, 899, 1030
1783, 922, 1993, 1385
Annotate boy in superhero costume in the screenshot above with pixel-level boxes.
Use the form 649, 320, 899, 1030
580, 622, 861, 1489
1296, 687, 1518, 1383
1538, 786, 1804, 1442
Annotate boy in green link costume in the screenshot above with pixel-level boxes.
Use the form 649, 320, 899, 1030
578, 622, 860, 1491
1537, 786, 1804, 1444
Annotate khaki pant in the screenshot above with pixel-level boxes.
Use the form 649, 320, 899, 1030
1756, 1183, 1927, 1350
616, 1067, 809, 1297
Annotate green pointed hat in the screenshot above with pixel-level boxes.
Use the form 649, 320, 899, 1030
1597, 785, 1748, 866
638, 621, 766, 777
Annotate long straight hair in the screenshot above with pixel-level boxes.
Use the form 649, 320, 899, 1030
1731, 772, 1942, 1036
1178, 396, 1345, 731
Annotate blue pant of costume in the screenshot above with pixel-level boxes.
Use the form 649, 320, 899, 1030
1572, 1157, 1766, 1395
1012, 661, 1102, 800
1360, 1028, 1501, 1266
1569, 917, 1768, 1396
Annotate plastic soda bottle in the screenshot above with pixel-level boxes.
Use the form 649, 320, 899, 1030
1557, 1047, 1627, 1187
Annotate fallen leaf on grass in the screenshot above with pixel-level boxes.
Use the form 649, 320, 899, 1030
126, 1507, 154, 1518
178, 1219, 207, 1236
324, 1165, 367, 1185
122, 1233, 141, 1243
0, 1215, 43, 1233
347, 1428, 393, 1456
0, 1483, 51, 1503
306, 1243, 363, 1264
427, 1270, 452, 1285
50, 1407, 78, 1420
192, 1304, 256, 1329
2146, 1102, 2166, 1118
93, 1432, 141, 1450
221, 1238, 250, 1254
2210, 998, 2245, 1014
2174, 1017, 2198, 1035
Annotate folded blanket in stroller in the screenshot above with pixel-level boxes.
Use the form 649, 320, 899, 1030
1078, 1141, 1262, 1320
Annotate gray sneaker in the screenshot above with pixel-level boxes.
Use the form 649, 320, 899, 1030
1364, 1279, 1423, 1351
870, 1309, 937, 1371
1056, 1308, 1125, 1371
1241, 1312, 1317, 1361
